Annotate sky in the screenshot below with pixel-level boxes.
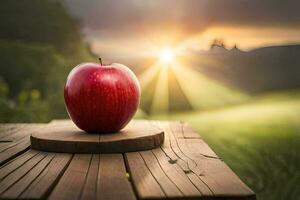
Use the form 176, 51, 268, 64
63, 0, 300, 58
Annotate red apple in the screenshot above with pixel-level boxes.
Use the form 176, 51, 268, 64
64, 61, 140, 133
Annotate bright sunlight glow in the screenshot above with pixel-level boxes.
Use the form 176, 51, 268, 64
137, 38, 248, 114
160, 48, 175, 64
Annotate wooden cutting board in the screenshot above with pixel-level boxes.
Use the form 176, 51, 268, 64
30, 120, 164, 153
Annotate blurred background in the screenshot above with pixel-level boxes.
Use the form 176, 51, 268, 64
0, 0, 299, 199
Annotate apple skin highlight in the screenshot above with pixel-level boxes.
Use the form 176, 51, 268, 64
64, 62, 140, 133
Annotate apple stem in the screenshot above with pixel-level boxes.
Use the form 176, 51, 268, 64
99, 58, 103, 65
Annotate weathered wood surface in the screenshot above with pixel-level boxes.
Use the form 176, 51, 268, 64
31, 120, 164, 153
0, 120, 256, 200
125, 121, 255, 199
0, 124, 45, 165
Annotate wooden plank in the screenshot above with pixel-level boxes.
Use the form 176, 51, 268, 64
0, 136, 27, 152
80, 154, 100, 200
126, 121, 256, 199
0, 152, 47, 195
49, 153, 136, 200
0, 124, 32, 151
0, 124, 26, 139
31, 120, 164, 153
0, 124, 44, 150
97, 154, 136, 200
0, 124, 15, 134
0, 150, 39, 180
125, 152, 165, 199
20, 153, 72, 199
127, 147, 205, 199
0, 138, 31, 166
159, 122, 214, 196
126, 121, 204, 200
0, 150, 71, 199
150, 121, 213, 197
174, 122, 218, 158
48, 154, 92, 200
1, 154, 54, 198
139, 150, 184, 198
150, 148, 203, 196
0, 124, 46, 166
166, 121, 255, 198
165, 121, 200, 139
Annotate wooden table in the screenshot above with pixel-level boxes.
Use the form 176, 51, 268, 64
0, 120, 255, 200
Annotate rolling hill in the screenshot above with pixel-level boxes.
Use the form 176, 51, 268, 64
190, 44, 300, 93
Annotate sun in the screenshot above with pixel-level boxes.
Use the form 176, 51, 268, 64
159, 48, 175, 64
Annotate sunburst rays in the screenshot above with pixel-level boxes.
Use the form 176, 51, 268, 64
137, 48, 248, 115
151, 63, 169, 113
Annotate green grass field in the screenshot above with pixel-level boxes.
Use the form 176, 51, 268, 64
146, 90, 300, 200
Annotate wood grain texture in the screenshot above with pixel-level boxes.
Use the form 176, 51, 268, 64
0, 151, 47, 196
0, 149, 71, 199
0, 120, 256, 200
0, 124, 45, 165
31, 120, 164, 153
97, 154, 136, 200
1, 154, 54, 198
49, 154, 92, 200
125, 121, 256, 200
125, 152, 166, 199
0, 150, 39, 180
20, 153, 72, 199
49, 153, 136, 200
0, 124, 26, 140
79, 154, 100, 200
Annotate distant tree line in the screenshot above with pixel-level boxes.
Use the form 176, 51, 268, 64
0, 0, 93, 122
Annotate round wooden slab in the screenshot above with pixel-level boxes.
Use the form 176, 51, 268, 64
30, 120, 164, 153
